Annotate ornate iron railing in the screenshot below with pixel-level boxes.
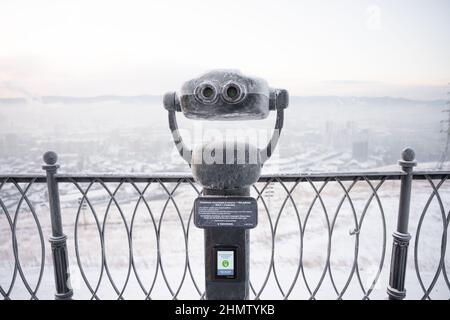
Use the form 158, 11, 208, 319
0, 151, 449, 300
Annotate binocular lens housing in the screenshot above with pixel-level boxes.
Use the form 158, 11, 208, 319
195, 82, 219, 104
194, 81, 245, 104
222, 82, 245, 103
163, 70, 288, 120
202, 87, 214, 99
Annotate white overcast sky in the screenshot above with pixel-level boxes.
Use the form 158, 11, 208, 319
0, 0, 449, 99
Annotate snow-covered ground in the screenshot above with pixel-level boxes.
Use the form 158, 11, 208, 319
1, 179, 449, 300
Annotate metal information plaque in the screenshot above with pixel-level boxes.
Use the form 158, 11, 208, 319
194, 197, 257, 228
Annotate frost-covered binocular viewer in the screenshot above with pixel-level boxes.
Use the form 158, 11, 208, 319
164, 69, 288, 121
164, 70, 288, 189
163, 70, 288, 300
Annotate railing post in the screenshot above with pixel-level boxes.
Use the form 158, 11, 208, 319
387, 147, 416, 300
43, 151, 73, 300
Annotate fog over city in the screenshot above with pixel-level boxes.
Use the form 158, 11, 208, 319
1, 0, 449, 173
0, 94, 448, 174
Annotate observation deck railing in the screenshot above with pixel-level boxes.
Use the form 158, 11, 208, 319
0, 151, 448, 300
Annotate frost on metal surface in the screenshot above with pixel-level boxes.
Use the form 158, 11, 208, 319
164, 69, 288, 121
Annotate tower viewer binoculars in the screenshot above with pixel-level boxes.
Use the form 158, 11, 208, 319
163, 70, 288, 300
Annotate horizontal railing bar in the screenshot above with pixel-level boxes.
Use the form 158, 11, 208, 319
411, 171, 450, 179
0, 171, 449, 183
0, 174, 48, 183
61, 173, 192, 183
259, 171, 406, 182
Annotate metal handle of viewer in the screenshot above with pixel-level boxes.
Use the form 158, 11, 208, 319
167, 108, 285, 167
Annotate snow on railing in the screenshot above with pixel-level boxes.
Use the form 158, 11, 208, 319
0, 150, 449, 300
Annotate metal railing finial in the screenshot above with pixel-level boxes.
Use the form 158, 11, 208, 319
43, 151, 73, 300
399, 147, 417, 170
43, 151, 58, 166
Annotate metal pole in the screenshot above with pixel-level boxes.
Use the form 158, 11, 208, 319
203, 187, 250, 300
387, 147, 416, 300
42, 151, 73, 300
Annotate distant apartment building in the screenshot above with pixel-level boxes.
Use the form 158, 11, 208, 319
352, 140, 369, 162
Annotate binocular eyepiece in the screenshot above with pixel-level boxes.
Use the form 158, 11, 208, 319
164, 70, 288, 121
194, 80, 245, 105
